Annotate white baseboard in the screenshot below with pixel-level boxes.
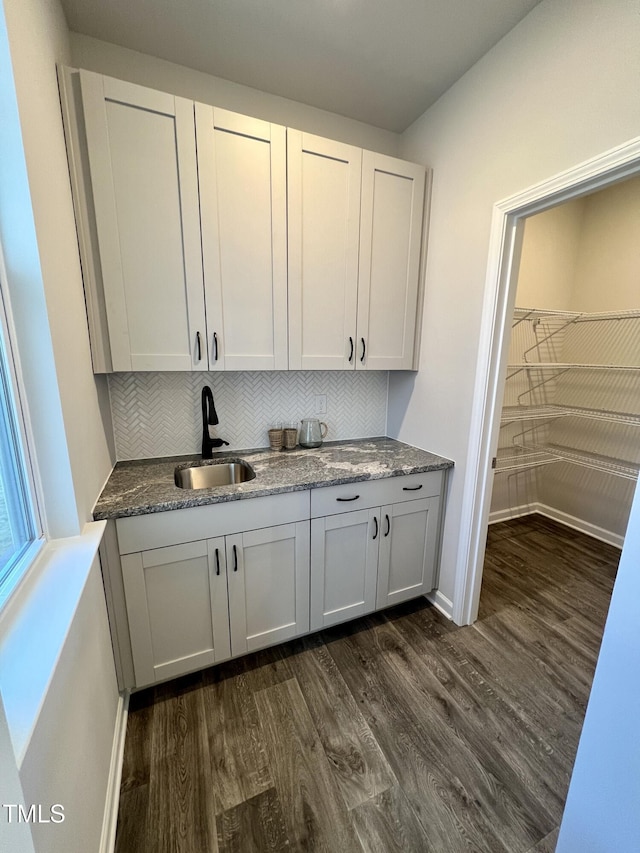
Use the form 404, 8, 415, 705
489, 503, 536, 525
426, 588, 453, 620
100, 692, 129, 853
534, 504, 624, 550
489, 502, 623, 549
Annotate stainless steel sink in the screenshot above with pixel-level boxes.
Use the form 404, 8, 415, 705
174, 460, 256, 489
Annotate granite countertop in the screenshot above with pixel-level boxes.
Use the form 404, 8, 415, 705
93, 437, 454, 520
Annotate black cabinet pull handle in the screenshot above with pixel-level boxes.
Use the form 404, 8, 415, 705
213, 331, 218, 361
196, 331, 202, 361
233, 544, 238, 572
336, 495, 360, 502
360, 337, 366, 363
384, 514, 390, 537
215, 548, 220, 576
348, 336, 354, 362
402, 484, 423, 491
372, 516, 378, 540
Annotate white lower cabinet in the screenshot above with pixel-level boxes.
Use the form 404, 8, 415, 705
116, 475, 444, 688
310, 472, 443, 630
310, 509, 379, 630
310, 498, 439, 630
121, 518, 309, 688
121, 538, 231, 687
226, 522, 310, 656
376, 497, 440, 609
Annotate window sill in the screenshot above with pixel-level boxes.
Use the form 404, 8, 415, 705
0, 520, 106, 765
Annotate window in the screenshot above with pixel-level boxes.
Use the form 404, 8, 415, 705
0, 261, 41, 606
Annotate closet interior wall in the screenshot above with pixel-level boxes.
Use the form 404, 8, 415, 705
491, 176, 640, 545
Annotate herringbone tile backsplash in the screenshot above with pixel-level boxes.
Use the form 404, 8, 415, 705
108, 371, 389, 460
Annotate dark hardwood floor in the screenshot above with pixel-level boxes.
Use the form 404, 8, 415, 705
115, 515, 619, 852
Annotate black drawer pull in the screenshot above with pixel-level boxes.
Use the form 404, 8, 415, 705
372, 516, 378, 540
402, 484, 423, 491
360, 337, 366, 362
336, 495, 360, 502
196, 331, 202, 361
233, 544, 238, 572
213, 331, 219, 361
348, 336, 354, 362
215, 548, 220, 576
384, 514, 390, 537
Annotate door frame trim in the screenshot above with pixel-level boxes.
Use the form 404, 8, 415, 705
455, 135, 640, 626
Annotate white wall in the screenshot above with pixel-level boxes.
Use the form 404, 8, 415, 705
2, 0, 114, 530
0, 695, 35, 853
389, 0, 640, 608
570, 175, 640, 312
69, 33, 401, 156
18, 559, 119, 853
516, 175, 640, 314
0, 542, 120, 853
556, 476, 640, 850
516, 200, 585, 310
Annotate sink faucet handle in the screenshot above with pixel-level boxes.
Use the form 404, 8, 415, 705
210, 438, 229, 448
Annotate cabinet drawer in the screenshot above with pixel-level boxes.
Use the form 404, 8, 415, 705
311, 470, 444, 518
116, 490, 310, 554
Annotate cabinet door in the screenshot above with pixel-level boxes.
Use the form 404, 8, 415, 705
310, 509, 379, 630
376, 497, 439, 609
197, 106, 287, 370
288, 130, 362, 370
80, 72, 206, 372
227, 522, 310, 656
121, 538, 231, 687
357, 152, 425, 370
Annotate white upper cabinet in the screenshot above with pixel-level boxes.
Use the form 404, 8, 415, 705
356, 152, 426, 370
79, 72, 207, 372
196, 107, 288, 370
65, 70, 428, 373
288, 132, 426, 371
288, 131, 363, 370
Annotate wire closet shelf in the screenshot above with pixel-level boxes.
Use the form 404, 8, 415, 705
495, 307, 640, 481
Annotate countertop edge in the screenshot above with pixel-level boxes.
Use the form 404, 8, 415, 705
93, 439, 454, 521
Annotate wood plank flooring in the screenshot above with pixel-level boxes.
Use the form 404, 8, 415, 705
115, 515, 619, 852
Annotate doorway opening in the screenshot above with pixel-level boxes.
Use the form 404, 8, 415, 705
456, 137, 640, 626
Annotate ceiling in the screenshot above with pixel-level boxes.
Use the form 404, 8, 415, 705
60, 0, 543, 133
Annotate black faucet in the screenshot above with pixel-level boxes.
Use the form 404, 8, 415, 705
201, 385, 229, 459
